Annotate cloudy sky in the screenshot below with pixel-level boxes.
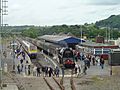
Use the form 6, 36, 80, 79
4, 0, 120, 26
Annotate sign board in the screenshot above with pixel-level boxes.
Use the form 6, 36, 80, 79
109, 49, 120, 66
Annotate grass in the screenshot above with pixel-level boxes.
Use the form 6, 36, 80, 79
75, 75, 120, 90
112, 66, 120, 75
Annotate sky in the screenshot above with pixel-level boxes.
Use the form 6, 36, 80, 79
4, 0, 120, 26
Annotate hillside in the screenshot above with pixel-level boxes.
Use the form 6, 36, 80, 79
3, 15, 120, 39
95, 15, 120, 29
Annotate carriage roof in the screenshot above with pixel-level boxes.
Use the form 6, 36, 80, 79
22, 40, 35, 47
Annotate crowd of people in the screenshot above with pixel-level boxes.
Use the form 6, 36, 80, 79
11, 42, 105, 77
10, 44, 31, 76
10, 44, 60, 77
33, 66, 60, 77
73, 51, 105, 75
15, 48, 105, 77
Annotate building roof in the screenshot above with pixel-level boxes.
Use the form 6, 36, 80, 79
38, 35, 85, 44
38, 35, 71, 42
80, 41, 119, 48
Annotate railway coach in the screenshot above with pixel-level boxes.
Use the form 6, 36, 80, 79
22, 40, 37, 59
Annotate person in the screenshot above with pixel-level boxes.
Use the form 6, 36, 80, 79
28, 65, 31, 75
55, 67, 60, 77
22, 51, 26, 60
36, 67, 41, 77
25, 65, 28, 75
42, 66, 45, 76
75, 54, 78, 62
48, 67, 53, 77
88, 55, 91, 62
16, 48, 20, 54
92, 56, 95, 66
83, 65, 87, 75
78, 65, 81, 74
100, 58, 105, 69
75, 64, 78, 74
81, 54, 85, 61
33, 66, 37, 76
45, 66, 48, 77
20, 59, 23, 64
84, 58, 90, 68
96, 56, 100, 66
77, 65, 81, 77
61, 67, 65, 77
20, 63, 24, 72
41, 50, 43, 54
17, 64, 20, 74
3, 51, 7, 58
77, 52, 80, 59
26, 60, 28, 64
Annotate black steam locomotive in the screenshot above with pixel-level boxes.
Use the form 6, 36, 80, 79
58, 48, 75, 68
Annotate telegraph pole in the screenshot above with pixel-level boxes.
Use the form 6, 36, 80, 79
0, 0, 8, 88
0, 0, 2, 88
106, 27, 108, 43
108, 27, 111, 40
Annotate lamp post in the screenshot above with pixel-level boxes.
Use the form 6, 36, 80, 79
110, 63, 112, 75
80, 26, 83, 61
12, 34, 15, 71
110, 52, 112, 75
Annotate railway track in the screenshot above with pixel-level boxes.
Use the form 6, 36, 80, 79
43, 76, 76, 90
6, 72, 25, 90
60, 70, 76, 90
43, 70, 76, 90
31, 52, 76, 90
43, 76, 64, 90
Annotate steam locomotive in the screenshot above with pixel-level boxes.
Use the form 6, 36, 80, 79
58, 48, 75, 68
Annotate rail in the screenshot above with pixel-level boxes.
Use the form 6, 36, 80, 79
52, 76, 64, 90
70, 69, 76, 90
59, 70, 76, 90
70, 76, 76, 90
6, 72, 25, 90
43, 77, 55, 90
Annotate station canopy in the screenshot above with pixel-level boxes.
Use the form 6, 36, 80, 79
38, 35, 85, 44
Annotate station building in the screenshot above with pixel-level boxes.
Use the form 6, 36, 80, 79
37, 35, 85, 49
76, 41, 119, 60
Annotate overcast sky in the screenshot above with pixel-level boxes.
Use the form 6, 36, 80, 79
4, 0, 120, 26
